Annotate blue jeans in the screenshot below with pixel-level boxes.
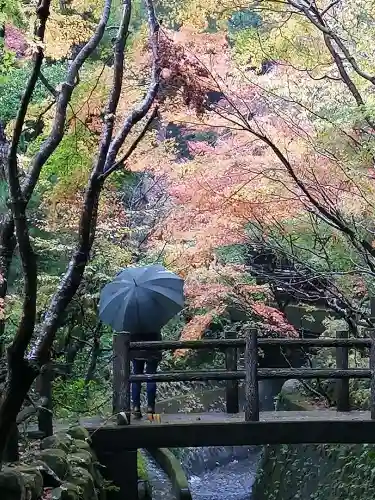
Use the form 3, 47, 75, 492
131, 359, 158, 408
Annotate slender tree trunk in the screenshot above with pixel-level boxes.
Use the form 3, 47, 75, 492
0, 218, 16, 358
0, 124, 9, 182
0, 352, 36, 465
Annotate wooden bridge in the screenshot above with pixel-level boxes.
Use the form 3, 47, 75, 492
83, 330, 375, 449
31, 329, 375, 500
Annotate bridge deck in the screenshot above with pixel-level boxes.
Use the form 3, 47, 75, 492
82, 410, 375, 449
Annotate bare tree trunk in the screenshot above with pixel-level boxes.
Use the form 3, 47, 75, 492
0, 354, 36, 464
0, 0, 160, 465
0, 124, 8, 182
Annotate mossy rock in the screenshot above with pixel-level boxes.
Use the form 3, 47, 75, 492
71, 439, 91, 453
38, 449, 70, 480
15, 467, 44, 500
41, 433, 73, 453
71, 439, 97, 461
33, 460, 62, 488
67, 451, 95, 477
69, 466, 97, 500
51, 482, 81, 500
0, 468, 26, 500
67, 426, 91, 444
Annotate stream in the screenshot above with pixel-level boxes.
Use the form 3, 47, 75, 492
144, 380, 285, 500
182, 445, 261, 500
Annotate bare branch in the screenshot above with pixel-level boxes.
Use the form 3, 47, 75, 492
102, 0, 160, 173
21, 0, 113, 202
6, 0, 51, 356
30, 0, 160, 364
100, 106, 159, 180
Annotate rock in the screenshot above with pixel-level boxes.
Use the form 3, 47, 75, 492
282, 379, 301, 393
15, 467, 44, 500
51, 482, 80, 500
69, 466, 97, 500
67, 426, 91, 444
71, 439, 91, 453
70, 439, 97, 461
38, 449, 70, 480
33, 460, 62, 488
0, 468, 26, 500
67, 451, 94, 477
41, 433, 73, 453
138, 479, 147, 499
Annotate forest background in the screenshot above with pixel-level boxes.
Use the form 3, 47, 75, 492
1, 0, 375, 466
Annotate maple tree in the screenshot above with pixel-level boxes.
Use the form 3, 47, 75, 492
116, 0, 375, 347
2, 0, 375, 447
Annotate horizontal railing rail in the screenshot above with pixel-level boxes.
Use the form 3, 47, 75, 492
129, 337, 374, 350
112, 330, 375, 425
129, 368, 372, 382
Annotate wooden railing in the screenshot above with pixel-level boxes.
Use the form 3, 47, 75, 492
112, 330, 375, 425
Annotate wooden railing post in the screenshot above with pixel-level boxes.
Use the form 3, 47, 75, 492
336, 330, 350, 412
113, 333, 131, 425
244, 329, 259, 421
37, 366, 53, 437
225, 330, 239, 413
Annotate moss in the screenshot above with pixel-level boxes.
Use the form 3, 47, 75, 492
253, 389, 375, 500
66, 426, 91, 444
137, 451, 148, 481
41, 433, 74, 453
69, 466, 97, 500
148, 448, 191, 500
51, 482, 80, 500
38, 449, 70, 480
0, 469, 26, 500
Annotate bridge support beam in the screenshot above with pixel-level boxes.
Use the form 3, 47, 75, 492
93, 444, 138, 500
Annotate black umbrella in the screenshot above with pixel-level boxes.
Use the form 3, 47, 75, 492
99, 264, 184, 333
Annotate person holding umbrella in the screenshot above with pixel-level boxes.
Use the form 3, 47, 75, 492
99, 264, 185, 420
129, 329, 162, 418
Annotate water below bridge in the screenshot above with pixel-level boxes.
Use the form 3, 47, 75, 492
142, 379, 284, 500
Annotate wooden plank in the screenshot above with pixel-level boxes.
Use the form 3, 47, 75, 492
113, 333, 131, 425
244, 329, 259, 421
85, 411, 375, 449
129, 338, 372, 351
336, 330, 350, 412
225, 330, 239, 414
83, 409, 374, 427
130, 368, 371, 383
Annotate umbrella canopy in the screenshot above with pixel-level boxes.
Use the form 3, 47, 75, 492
99, 264, 185, 333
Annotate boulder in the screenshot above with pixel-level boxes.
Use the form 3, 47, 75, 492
15, 467, 44, 500
41, 433, 73, 453
51, 482, 80, 500
33, 459, 62, 487
70, 439, 98, 461
38, 449, 70, 480
69, 466, 97, 500
66, 426, 91, 443
71, 439, 91, 453
0, 468, 26, 500
67, 450, 95, 477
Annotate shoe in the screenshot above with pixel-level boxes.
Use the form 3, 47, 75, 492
147, 405, 155, 416
132, 406, 142, 419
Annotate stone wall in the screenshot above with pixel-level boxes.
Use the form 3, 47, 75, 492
251, 389, 375, 500
0, 426, 107, 500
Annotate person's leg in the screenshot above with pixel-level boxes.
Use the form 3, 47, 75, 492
145, 359, 158, 413
131, 359, 145, 417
